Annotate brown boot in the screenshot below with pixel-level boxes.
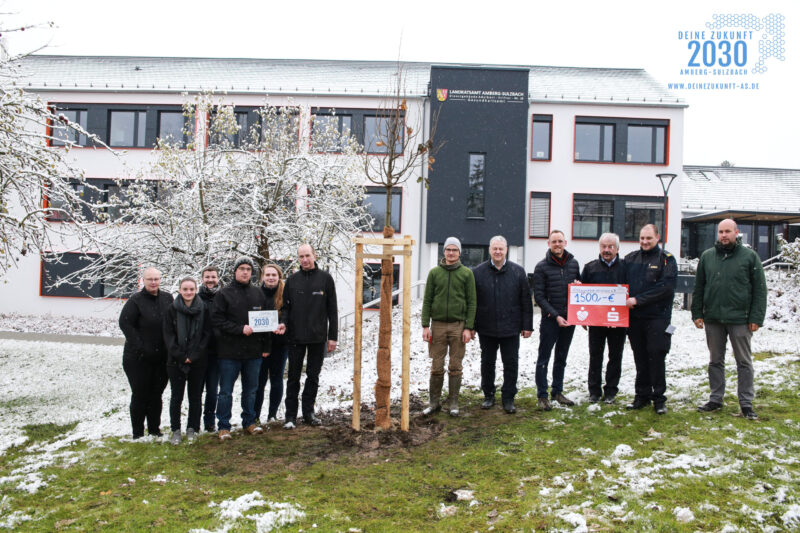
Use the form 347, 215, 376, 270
447, 375, 462, 416
423, 374, 443, 415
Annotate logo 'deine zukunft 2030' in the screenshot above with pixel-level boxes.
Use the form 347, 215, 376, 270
672, 13, 785, 91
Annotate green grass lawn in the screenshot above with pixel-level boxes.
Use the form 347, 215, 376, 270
1, 353, 799, 532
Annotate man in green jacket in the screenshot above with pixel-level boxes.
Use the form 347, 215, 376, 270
421, 237, 477, 416
692, 219, 767, 420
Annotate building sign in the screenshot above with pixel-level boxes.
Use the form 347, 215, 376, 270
433, 88, 525, 104
567, 284, 629, 327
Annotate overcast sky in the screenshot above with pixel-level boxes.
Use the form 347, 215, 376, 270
4, 0, 798, 169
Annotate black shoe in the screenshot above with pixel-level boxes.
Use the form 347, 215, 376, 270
603, 395, 616, 405
552, 393, 575, 406
481, 398, 495, 409
741, 407, 758, 420
502, 400, 516, 414
538, 398, 552, 411
697, 401, 723, 413
303, 414, 322, 426
589, 395, 601, 403
626, 399, 650, 410
654, 404, 667, 415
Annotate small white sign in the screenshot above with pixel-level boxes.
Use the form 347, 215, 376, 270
249, 310, 279, 332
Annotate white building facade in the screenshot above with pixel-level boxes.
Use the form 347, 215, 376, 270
0, 57, 685, 319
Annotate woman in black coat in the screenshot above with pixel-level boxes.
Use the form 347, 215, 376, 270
254, 263, 289, 425
163, 277, 210, 444
119, 267, 174, 439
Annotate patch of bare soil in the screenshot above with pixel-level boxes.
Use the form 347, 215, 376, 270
319, 394, 444, 457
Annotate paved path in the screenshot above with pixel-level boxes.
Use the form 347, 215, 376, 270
0, 330, 124, 345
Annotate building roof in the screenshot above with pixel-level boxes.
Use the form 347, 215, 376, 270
17, 55, 685, 107
682, 165, 800, 216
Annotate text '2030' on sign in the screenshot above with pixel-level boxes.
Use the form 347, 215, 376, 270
687, 40, 747, 67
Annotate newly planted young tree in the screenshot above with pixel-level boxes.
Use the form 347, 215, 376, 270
56, 94, 368, 294
363, 67, 441, 429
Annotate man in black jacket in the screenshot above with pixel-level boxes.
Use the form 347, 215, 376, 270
210, 257, 271, 440
119, 267, 174, 438
624, 224, 677, 415
282, 244, 338, 429
581, 233, 627, 404
533, 230, 581, 411
472, 235, 532, 414
198, 265, 221, 433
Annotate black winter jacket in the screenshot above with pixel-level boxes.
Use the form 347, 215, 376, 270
198, 284, 220, 355
262, 284, 287, 351
532, 250, 580, 319
472, 260, 533, 337
119, 289, 174, 362
163, 298, 211, 368
283, 264, 338, 344
581, 255, 627, 285
211, 280, 271, 359
624, 246, 677, 321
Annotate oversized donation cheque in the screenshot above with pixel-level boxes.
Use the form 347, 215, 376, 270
567, 284, 629, 327
248, 310, 279, 332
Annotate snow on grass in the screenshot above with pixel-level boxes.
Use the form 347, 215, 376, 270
190, 491, 304, 533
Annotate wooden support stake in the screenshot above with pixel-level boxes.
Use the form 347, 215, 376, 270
353, 241, 364, 431
401, 236, 412, 431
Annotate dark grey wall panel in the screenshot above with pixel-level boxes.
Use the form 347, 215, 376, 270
427, 66, 529, 247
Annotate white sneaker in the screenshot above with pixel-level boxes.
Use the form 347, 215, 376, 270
186, 428, 197, 442
267, 417, 278, 425
449, 407, 459, 417
283, 420, 296, 430
169, 431, 182, 445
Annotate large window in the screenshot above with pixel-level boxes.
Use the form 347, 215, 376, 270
311, 113, 352, 151
45, 182, 85, 222
574, 116, 669, 164
466, 153, 485, 219
40, 253, 135, 298
531, 115, 552, 161
109, 110, 147, 147
572, 193, 666, 241
50, 109, 88, 146
364, 115, 403, 154
623, 200, 664, 239
529, 192, 551, 238
573, 199, 614, 238
157, 111, 187, 146
627, 125, 666, 164
362, 263, 399, 309
575, 123, 614, 162
362, 186, 401, 232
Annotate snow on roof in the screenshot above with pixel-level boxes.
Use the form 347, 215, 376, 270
17, 55, 684, 106
682, 165, 800, 213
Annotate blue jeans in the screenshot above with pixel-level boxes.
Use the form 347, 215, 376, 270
203, 355, 219, 430
216, 358, 261, 431
535, 316, 575, 398
254, 343, 289, 421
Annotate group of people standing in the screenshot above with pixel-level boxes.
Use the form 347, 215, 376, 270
118, 244, 338, 442
118, 219, 767, 441
421, 219, 767, 420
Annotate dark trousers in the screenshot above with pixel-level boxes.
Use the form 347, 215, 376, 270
167, 362, 207, 432
285, 342, 325, 421
587, 326, 627, 398
122, 357, 169, 437
535, 317, 575, 398
627, 317, 671, 405
254, 343, 289, 421
202, 355, 219, 430
478, 334, 520, 401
